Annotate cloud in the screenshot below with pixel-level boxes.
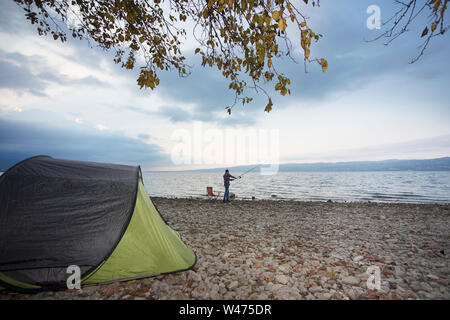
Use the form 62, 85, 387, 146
0, 57, 47, 96
120, 103, 257, 127
0, 50, 107, 97
0, 117, 171, 170
138, 133, 150, 140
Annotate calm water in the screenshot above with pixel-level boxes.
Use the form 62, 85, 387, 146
1, 171, 448, 204
142, 171, 450, 204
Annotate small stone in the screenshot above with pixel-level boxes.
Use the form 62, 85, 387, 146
394, 266, 405, 277
426, 274, 439, 280
421, 282, 433, 292
353, 255, 364, 262
342, 276, 360, 286
275, 275, 289, 285
410, 281, 422, 292
308, 285, 323, 293
318, 292, 333, 300
228, 281, 239, 290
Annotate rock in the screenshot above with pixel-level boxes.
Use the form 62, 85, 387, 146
394, 266, 405, 277
275, 275, 289, 285
410, 281, 422, 292
426, 274, 439, 280
342, 276, 360, 286
187, 270, 202, 282
277, 265, 290, 274
228, 281, 239, 290
353, 255, 364, 262
310, 260, 320, 267
257, 292, 269, 299
421, 282, 433, 292
318, 292, 333, 300
308, 285, 323, 293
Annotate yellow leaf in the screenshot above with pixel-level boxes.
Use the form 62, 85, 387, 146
264, 98, 273, 112
272, 10, 280, 21
421, 26, 429, 37
320, 58, 328, 72
300, 21, 306, 27
433, 0, 441, 12
431, 23, 437, 32
268, 58, 272, 68
304, 48, 310, 59
207, 0, 216, 8
278, 18, 286, 31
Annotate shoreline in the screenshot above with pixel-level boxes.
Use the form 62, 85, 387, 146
1, 198, 449, 300
150, 195, 450, 206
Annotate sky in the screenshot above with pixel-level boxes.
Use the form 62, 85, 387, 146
0, 0, 449, 171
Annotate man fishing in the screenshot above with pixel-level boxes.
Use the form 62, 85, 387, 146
223, 169, 238, 203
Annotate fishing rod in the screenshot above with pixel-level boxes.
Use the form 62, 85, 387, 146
236, 165, 260, 179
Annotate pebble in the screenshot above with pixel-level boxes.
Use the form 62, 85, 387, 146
308, 286, 323, 293
2, 199, 448, 300
275, 275, 289, 285
342, 276, 360, 286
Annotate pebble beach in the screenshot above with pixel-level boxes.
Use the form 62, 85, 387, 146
1, 198, 449, 300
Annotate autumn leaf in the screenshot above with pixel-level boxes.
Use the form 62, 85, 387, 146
304, 47, 310, 59
264, 98, 273, 112
278, 18, 286, 31
433, 0, 442, 12
319, 58, 328, 72
421, 26, 429, 37
272, 10, 280, 21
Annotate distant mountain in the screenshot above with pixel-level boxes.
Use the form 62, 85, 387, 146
277, 157, 450, 172
153, 157, 450, 173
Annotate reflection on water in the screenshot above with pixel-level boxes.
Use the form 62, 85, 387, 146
142, 171, 450, 204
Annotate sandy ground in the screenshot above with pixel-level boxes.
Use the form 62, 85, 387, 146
1, 198, 449, 300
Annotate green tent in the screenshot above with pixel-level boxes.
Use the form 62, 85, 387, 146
0, 156, 196, 292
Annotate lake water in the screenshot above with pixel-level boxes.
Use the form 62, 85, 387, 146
1, 170, 449, 204
142, 171, 450, 204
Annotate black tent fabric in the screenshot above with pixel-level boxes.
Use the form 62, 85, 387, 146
0, 156, 140, 285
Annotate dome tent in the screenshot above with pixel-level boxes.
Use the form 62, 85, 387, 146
0, 156, 197, 292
